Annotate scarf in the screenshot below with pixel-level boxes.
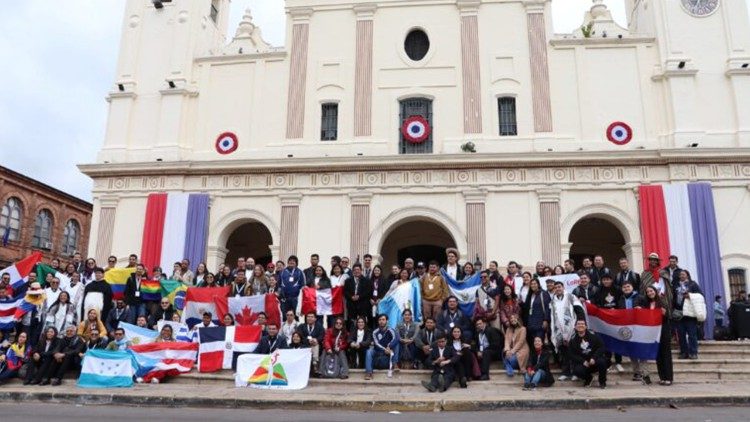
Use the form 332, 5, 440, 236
10, 342, 26, 358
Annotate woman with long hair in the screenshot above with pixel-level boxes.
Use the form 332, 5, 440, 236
347, 316, 372, 369
45, 291, 76, 335
518, 271, 532, 304
194, 263, 208, 287
503, 314, 529, 377
397, 309, 420, 369
81, 258, 97, 285
0, 332, 31, 384
523, 278, 550, 349
643, 285, 673, 385
450, 326, 474, 388
217, 265, 232, 287
320, 317, 349, 379
249, 264, 269, 295
499, 284, 521, 330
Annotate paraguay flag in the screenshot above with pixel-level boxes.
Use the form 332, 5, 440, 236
104, 267, 134, 301
129, 341, 198, 382
299, 287, 344, 317
441, 269, 482, 318
197, 325, 262, 372
0, 252, 42, 290
182, 286, 230, 328
585, 303, 661, 360
377, 278, 422, 329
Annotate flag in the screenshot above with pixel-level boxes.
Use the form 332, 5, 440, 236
585, 303, 662, 360
104, 267, 134, 300
228, 294, 282, 327
161, 279, 188, 311
77, 349, 138, 388
0, 294, 22, 330
299, 287, 344, 317
377, 278, 422, 329
120, 322, 157, 345
35, 263, 70, 290
129, 341, 198, 382
1, 252, 42, 290
157, 320, 194, 342
441, 269, 481, 317
182, 286, 230, 328
139, 279, 162, 302
197, 325, 261, 372
236, 349, 311, 390
13, 292, 45, 319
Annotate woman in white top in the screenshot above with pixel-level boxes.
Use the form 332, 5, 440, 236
281, 310, 298, 340
388, 269, 411, 294
329, 264, 348, 288
517, 271, 532, 304
45, 291, 76, 336
194, 263, 208, 287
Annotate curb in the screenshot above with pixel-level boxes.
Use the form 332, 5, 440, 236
0, 390, 749, 411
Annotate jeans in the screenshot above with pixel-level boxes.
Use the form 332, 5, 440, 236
678, 318, 699, 356
134, 303, 147, 318
281, 296, 299, 316
503, 354, 519, 376
523, 369, 546, 386
365, 345, 399, 374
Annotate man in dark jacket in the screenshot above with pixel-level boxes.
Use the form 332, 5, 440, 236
569, 319, 608, 388
105, 299, 135, 334
593, 273, 624, 372
255, 322, 288, 354
414, 317, 443, 369
279, 256, 306, 315
615, 257, 641, 291
590, 255, 611, 287
45, 325, 85, 386
473, 318, 503, 380
437, 296, 472, 339
296, 312, 324, 373
572, 273, 598, 302
148, 299, 174, 329
303, 254, 320, 287
421, 335, 459, 392
663, 255, 683, 291
344, 264, 372, 329
124, 264, 146, 317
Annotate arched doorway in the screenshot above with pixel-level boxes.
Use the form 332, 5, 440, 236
225, 222, 273, 268
568, 217, 626, 270
380, 219, 456, 268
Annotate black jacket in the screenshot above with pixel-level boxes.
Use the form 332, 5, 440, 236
344, 276, 372, 316
36, 338, 61, 359
148, 305, 175, 329
55, 335, 85, 358
84, 338, 108, 352
124, 273, 143, 306
590, 266, 612, 287
347, 328, 373, 348
615, 269, 641, 291
429, 344, 459, 377
254, 335, 289, 354
82, 280, 114, 322
662, 265, 683, 290
568, 330, 606, 365
105, 306, 135, 334
441, 264, 464, 281
414, 328, 444, 350
296, 322, 325, 344
593, 286, 622, 309
527, 347, 555, 386
572, 284, 599, 302
437, 309, 472, 338
473, 326, 503, 354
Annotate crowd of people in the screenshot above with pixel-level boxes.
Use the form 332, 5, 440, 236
0, 247, 739, 392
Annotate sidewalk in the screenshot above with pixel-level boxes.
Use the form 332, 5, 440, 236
1, 380, 748, 411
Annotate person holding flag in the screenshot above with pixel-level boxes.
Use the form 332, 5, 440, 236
0, 332, 31, 384
421, 262, 449, 321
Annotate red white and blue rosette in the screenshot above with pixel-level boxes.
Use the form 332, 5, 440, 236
606, 122, 633, 145
215, 132, 238, 154
401, 115, 431, 144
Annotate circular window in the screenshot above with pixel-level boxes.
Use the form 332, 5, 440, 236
404, 29, 430, 61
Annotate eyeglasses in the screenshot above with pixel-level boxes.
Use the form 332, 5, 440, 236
161, 302, 170, 305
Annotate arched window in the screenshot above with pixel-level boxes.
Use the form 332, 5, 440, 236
62, 220, 80, 256
32, 209, 53, 249
0, 197, 22, 242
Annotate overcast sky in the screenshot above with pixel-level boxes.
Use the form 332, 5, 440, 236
1, 1, 747, 202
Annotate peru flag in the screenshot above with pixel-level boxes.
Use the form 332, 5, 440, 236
585, 303, 661, 360
299, 286, 344, 316
0, 252, 42, 290
228, 294, 281, 327
181, 286, 230, 328
197, 325, 262, 372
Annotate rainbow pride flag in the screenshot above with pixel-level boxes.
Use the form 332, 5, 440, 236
140, 279, 162, 302
104, 268, 134, 301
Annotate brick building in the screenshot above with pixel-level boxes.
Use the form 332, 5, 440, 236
0, 165, 92, 268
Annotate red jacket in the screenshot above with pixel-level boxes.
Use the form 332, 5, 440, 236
323, 328, 349, 352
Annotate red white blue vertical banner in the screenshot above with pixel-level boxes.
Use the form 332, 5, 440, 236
638, 182, 724, 338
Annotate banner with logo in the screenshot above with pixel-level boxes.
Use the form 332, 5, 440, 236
235, 348, 311, 390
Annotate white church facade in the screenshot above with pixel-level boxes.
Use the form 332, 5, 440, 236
81, 0, 750, 298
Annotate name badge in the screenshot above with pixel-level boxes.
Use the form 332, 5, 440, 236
449, 322, 455, 328
134, 291, 140, 298
289, 277, 294, 282
428, 283, 434, 290
235, 294, 241, 298
373, 290, 378, 296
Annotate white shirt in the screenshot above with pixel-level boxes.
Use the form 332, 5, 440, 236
447, 265, 458, 280
356, 329, 365, 344
281, 321, 298, 339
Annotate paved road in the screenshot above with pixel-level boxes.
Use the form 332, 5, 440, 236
0, 403, 745, 421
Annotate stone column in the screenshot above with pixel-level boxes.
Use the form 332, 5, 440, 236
353, 5, 376, 137
537, 188, 561, 265
207, 245, 229, 272
285, 8, 313, 139
463, 189, 487, 266
524, 0, 553, 133
349, 192, 373, 261
279, 194, 302, 260
458, 0, 483, 134
94, 196, 119, 264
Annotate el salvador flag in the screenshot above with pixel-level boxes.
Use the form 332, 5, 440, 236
441, 269, 482, 318
377, 278, 422, 329
77, 349, 138, 388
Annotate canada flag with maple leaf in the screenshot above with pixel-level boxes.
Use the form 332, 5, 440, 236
228, 294, 282, 327
182, 287, 281, 328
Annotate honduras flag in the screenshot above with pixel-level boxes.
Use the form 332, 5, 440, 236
77, 349, 138, 388
377, 278, 422, 329
441, 269, 481, 318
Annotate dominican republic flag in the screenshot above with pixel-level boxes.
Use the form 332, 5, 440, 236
77, 349, 138, 388
299, 287, 344, 316
197, 325, 262, 372
129, 341, 199, 382
585, 303, 661, 360
0, 294, 23, 330
441, 269, 481, 318
120, 322, 157, 345
377, 278, 422, 329
229, 294, 282, 327
182, 286, 230, 328
639, 183, 724, 338
1, 252, 42, 290
140, 193, 210, 275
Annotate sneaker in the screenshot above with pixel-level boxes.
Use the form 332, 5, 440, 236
150, 378, 159, 384
364, 373, 372, 380
599, 382, 607, 389
558, 375, 569, 381
615, 364, 625, 373
688, 355, 698, 360
642, 375, 652, 385
421, 380, 436, 392
570, 375, 578, 381
136, 377, 144, 383
387, 369, 393, 378
530, 384, 537, 390
677, 354, 689, 359
632, 374, 643, 381
522, 383, 530, 390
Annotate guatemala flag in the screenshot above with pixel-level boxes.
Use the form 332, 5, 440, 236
77, 349, 138, 388
441, 269, 481, 318
585, 303, 662, 360
377, 278, 422, 329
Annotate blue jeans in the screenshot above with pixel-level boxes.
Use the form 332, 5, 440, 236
678, 318, 699, 356
503, 354, 519, 376
365, 345, 400, 374
523, 369, 546, 386
134, 303, 147, 318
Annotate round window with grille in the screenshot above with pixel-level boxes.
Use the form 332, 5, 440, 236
404, 29, 429, 61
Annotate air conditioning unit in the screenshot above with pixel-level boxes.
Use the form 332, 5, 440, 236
43, 241, 53, 250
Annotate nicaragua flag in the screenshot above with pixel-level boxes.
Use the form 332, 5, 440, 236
585, 303, 661, 360
129, 341, 198, 382
0, 294, 23, 330
77, 349, 138, 388
198, 325, 262, 372
182, 286, 230, 328
299, 287, 344, 317
120, 322, 157, 345
1, 252, 42, 290
441, 269, 481, 318
377, 278, 422, 329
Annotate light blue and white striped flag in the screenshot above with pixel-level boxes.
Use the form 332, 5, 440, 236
441, 269, 482, 318
377, 278, 422, 329
77, 349, 138, 388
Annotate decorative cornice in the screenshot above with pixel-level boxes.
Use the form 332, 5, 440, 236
462, 188, 487, 204
348, 191, 373, 205
353, 3, 377, 19
550, 37, 655, 48
279, 193, 302, 206
456, 0, 480, 15
288, 7, 314, 22
536, 188, 561, 203
99, 196, 119, 208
